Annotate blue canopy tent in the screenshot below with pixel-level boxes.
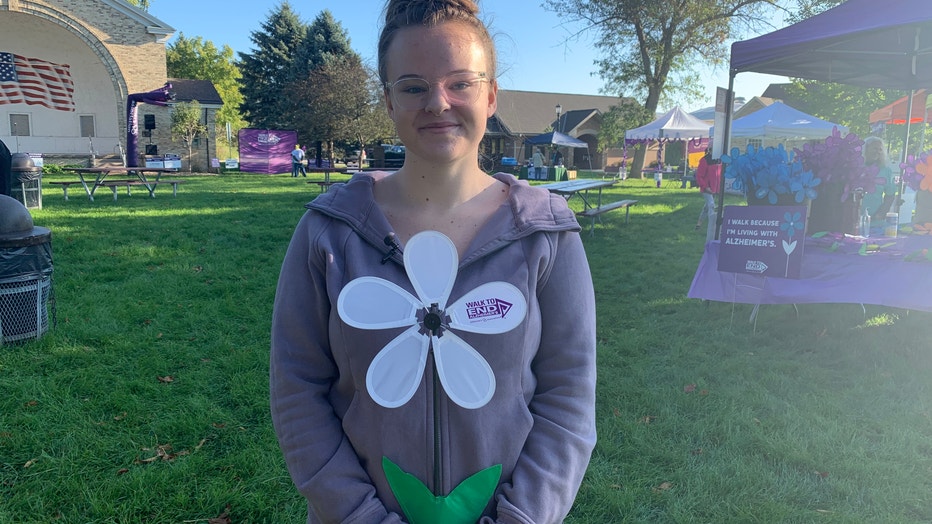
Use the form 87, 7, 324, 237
525, 131, 591, 169
717, 0, 932, 236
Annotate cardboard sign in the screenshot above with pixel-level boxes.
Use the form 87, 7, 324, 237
718, 205, 807, 279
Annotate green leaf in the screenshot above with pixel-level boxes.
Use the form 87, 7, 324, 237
383, 457, 501, 524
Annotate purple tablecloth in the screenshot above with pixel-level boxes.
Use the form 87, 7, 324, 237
688, 236, 932, 312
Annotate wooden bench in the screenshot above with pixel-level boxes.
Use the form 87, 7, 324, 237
576, 199, 638, 234
47, 180, 83, 201
307, 180, 336, 192
98, 179, 185, 200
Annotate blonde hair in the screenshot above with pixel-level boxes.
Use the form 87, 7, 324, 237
377, 0, 497, 83
863, 136, 887, 166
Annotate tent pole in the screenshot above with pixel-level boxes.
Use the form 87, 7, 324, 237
896, 89, 915, 217
714, 73, 736, 241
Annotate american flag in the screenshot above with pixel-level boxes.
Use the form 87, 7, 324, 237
0, 52, 75, 112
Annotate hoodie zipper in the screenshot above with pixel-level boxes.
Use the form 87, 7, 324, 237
429, 346, 442, 492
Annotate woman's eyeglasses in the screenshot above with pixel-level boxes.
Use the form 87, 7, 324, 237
385, 72, 489, 111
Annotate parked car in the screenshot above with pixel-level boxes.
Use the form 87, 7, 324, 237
383, 144, 405, 168
345, 148, 373, 168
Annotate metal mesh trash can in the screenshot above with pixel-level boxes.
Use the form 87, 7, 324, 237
11, 153, 42, 210
0, 195, 54, 344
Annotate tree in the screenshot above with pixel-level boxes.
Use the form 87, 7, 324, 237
597, 100, 653, 152
295, 10, 356, 72
125, 0, 151, 10
167, 33, 246, 156
238, 2, 308, 129
786, 0, 843, 22
781, 81, 893, 138
286, 58, 394, 164
283, 10, 371, 160
170, 101, 208, 172
546, 0, 783, 176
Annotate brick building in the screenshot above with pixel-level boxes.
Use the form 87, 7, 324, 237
0, 0, 218, 170
483, 90, 632, 173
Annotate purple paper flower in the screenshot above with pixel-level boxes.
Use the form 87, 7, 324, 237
794, 127, 878, 202
900, 150, 932, 192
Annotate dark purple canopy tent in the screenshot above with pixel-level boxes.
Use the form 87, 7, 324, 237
717, 0, 932, 234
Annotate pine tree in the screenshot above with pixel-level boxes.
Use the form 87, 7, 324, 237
238, 2, 307, 129
295, 10, 356, 72
284, 10, 376, 161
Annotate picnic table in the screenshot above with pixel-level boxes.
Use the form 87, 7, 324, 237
305, 167, 350, 192
539, 179, 616, 209
51, 166, 182, 201
539, 179, 638, 234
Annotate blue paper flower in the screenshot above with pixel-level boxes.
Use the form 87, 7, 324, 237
789, 169, 821, 203
780, 211, 804, 238
724, 144, 816, 203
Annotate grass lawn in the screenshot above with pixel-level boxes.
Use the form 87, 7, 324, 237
1, 172, 931, 523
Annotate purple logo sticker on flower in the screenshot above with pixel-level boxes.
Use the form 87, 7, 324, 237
465, 298, 514, 322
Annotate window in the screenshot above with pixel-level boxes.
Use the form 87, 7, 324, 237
9, 114, 30, 136
80, 115, 95, 137
747, 138, 763, 149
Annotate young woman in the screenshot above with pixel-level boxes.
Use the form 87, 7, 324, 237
270, 1, 596, 522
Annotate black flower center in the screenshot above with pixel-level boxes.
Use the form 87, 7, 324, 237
423, 303, 443, 335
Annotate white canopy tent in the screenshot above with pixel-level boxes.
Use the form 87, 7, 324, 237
625, 106, 711, 176
718, 102, 847, 141
625, 106, 711, 141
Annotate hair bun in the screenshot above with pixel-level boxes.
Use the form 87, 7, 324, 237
377, 0, 496, 83
383, 0, 479, 26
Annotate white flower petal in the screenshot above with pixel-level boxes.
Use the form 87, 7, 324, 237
447, 282, 527, 335
433, 331, 495, 409
404, 231, 458, 309
366, 326, 429, 408
337, 277, 421, 330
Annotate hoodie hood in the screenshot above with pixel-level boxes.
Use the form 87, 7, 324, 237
307, 171, 580, 264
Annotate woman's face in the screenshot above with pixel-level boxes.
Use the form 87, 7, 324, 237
383, 22, 496, 167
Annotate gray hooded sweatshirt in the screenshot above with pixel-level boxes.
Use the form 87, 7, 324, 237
271, 171, 597, 523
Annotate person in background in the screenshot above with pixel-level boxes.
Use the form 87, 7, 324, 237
291, 144, 307, 177
861, 136, 897, 220
695, 146, 722, 243
552, 148, 564, 167
532, 147, 546, 180
269, 0, 597, 522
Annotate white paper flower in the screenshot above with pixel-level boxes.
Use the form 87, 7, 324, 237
337, 231, 526, 409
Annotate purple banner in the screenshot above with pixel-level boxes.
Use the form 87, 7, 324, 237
237, 128, 296, 174
718, 205, 808, 279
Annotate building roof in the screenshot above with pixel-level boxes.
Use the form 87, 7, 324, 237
492, 89, 628, 136
168, 78, 223, 106
103, 0, 175, 41
733, 96, 775, 119
689, 97, 747, 122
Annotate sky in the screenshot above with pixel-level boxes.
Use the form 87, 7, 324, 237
147, 0, 791, 113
